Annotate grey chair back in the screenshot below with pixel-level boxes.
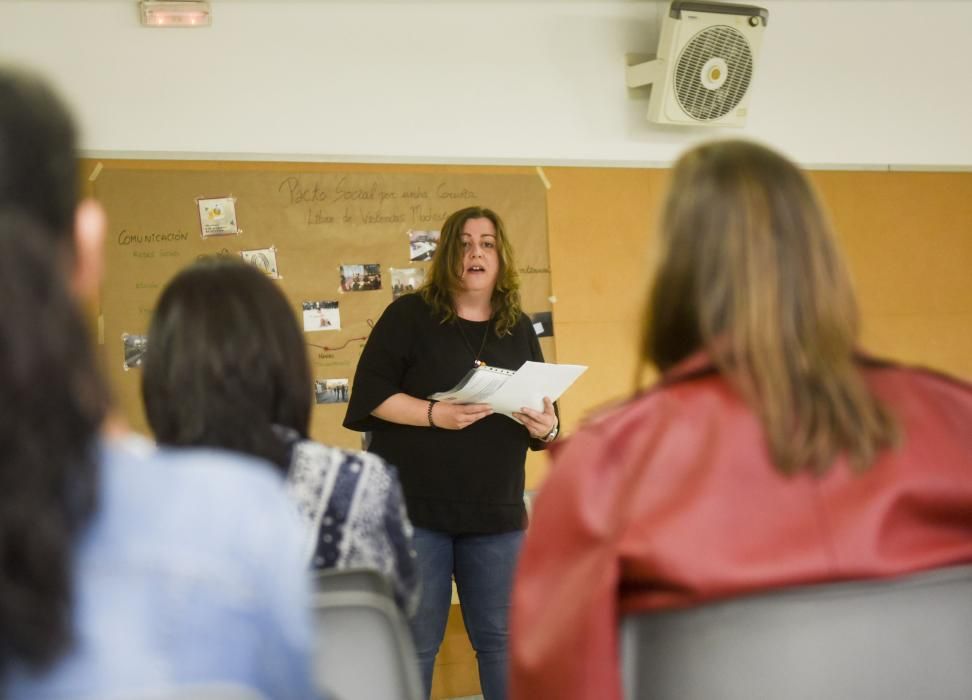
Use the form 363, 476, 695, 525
312, 589, 424, 700
313, 567, 395, 599
621, 564, 972, 700
98, 684, 269, 700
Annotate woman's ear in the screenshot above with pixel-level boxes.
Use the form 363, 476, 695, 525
72, 198, 106, 300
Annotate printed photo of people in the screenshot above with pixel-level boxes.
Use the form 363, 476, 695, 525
339, 263, 382, 292
302, 300, 341, 332
122, 333, 148, 370
314, 378, 350, 405
390, 267, 425, 300
408, 229, 440, 261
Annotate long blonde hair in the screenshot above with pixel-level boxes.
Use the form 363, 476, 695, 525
644, 140, 897, 475
419, 206, 522, 336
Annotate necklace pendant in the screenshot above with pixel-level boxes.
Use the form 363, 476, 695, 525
456, 316, 491, 369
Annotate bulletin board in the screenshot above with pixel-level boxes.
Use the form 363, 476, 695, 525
84, 159, 972, 490
88, 162, 553, 450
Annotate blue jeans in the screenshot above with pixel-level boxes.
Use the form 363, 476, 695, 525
409, 527, 524, 700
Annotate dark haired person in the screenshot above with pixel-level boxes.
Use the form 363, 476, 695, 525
344, 206, 558, 699
0, 67, 317, 699
507, 140, 972, 700
141, 258, 419, 613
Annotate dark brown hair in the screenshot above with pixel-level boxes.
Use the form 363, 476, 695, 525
0, 68, 108, 672
644, 139, 897, 474
142, 258, 312, 472
419, 206, 522, 336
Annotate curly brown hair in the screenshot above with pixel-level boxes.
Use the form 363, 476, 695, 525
419, 206, 523, 336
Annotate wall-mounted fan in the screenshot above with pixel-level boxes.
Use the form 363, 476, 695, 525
626, 1, 768, 127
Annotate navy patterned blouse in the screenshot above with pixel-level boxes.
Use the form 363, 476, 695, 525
285, 437, 419, 615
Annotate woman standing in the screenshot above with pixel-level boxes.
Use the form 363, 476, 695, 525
344, 206, 558, 699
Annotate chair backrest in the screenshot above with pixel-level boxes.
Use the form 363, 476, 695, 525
312, 590, 424, 700
313, 567, 395, 599
313, 568, 394, 598
621, 564, 972, 700
100, 683, 270, 700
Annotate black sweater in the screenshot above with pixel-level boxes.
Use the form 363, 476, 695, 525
344, 293, 548, 534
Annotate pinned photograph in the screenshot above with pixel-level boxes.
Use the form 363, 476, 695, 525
390, 267, 425, 299
315, 378, 350, 405
302, 300, 341, 332
340, 263, 382, 292
408, 229, 440, 261
240, 247, 280, 279
530, 311, 554, 338
122, 333, 148, 371
196, 196, 240, 237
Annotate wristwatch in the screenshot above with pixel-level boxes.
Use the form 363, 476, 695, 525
541, 422, 559, 443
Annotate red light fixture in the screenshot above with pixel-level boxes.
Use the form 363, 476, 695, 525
139, 1, 212, 28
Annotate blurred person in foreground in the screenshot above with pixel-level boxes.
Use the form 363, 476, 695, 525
0, 66, 317, 699
140, 257, 419, 614
509, 139, 972, 700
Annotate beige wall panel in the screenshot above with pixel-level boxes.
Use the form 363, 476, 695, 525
545, 166, 668, 324
860, 313, 972, 380
812, 171, 972, 318
430, 603, 480, 700
553, 320, 653, 430
811, 171, 972, 379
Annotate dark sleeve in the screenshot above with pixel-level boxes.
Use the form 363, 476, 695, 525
525, 314, 561, 452
343, 298, 415, 432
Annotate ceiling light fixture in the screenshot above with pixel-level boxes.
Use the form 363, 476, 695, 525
139, 1, 212, 28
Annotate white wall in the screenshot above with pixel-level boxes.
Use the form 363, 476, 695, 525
1, 0, 970, 168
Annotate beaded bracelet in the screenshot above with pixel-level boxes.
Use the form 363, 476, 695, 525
427, 400, 437, 428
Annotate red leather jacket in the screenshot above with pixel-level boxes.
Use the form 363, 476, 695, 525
509, 355, 972, 700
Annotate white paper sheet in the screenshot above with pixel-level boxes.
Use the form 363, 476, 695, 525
429, 361, 587, 421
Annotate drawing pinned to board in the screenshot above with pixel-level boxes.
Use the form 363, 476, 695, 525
314, 378, 350, 405
340, 263, 382, 292
196, 196, 241, 237
390, 267, 425, 299
240, 246, 280, 279
302, 300, 341, 332
121, 333, 148, 371
408, 229, 440, 261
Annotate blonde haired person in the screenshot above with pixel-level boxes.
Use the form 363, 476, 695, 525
509, 140, 972, 700
345, 206, 558, 699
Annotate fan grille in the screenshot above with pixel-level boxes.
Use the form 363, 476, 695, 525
673, 25, 753, 121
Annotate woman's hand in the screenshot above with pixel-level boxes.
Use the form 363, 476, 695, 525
513, 397, 558, 440
432, 401, 493, 430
